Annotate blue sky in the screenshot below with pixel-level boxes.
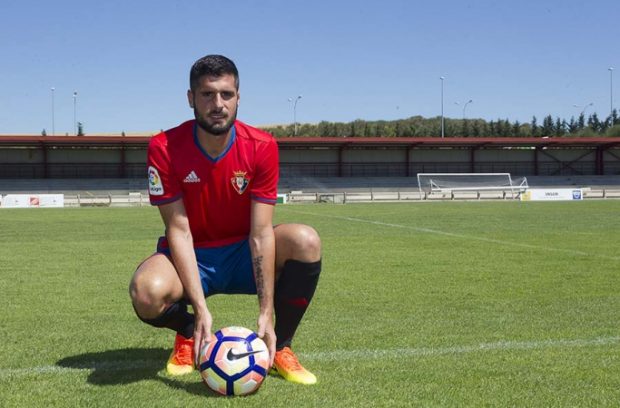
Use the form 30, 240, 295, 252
1, 0, 618, 135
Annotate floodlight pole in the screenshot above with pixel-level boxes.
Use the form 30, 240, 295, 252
51, 87, 55, 136
288, 95, 302, 136
73, 91, 78, 135
573, 102, 593, 117
463, 99, 473, 119
440, 76, 445, 138
609, 67, 614, 121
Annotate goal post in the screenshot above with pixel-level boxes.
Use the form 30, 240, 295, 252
417, 173, 529, 198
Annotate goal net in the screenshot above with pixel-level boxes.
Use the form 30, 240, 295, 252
417, 173, 529, 197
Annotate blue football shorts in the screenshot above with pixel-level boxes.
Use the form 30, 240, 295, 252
157, 238, 257, 297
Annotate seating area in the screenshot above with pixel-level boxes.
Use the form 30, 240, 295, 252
0, 178, 147, 195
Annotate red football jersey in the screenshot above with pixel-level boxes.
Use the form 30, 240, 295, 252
147, 119, 279, 248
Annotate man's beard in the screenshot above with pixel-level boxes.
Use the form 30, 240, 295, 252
195, 108, 237, 136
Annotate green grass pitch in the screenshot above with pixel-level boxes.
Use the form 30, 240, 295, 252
1, 200, 620, 407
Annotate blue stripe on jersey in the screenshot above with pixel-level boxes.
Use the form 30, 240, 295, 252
251, 195, 277, 204
151, 193, 183, 206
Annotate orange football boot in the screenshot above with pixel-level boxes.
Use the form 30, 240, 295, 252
272, 347, 317, 385
166, 334, 194, 375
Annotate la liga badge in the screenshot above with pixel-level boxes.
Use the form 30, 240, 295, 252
231, 171, 250, 194
148, 166, 164, 196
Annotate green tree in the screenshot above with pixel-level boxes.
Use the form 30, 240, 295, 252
334, 122, 349, 137
299, 123, 317, 136
394, 121, 403, 137
352, 120, 365, 136
461, 119, 470, 137
554, 117, 565, 136
399, 122, 415, 136
384, 122, 397, 137
605, 124, 620, 137
266, 126, 287, 137
577, 113, 586, 130
531, 116, 539, 137
363, 122, 374, 137
471, 121, 481, 137
541, 115, 554, 137
501, 119, 512, 137
588, 113, 601, 133
487, 120, 495, 136
567, 117, 577, 134
575, 127, 597, 137
602, 115, 612, 132
317, 121, 332, 137
263, 112, 620, 139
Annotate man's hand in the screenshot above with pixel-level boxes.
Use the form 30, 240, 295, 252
193, 307, 213, 365
257, 313, 276, 366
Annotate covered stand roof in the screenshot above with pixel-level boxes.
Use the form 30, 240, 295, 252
0, 135, 619, 149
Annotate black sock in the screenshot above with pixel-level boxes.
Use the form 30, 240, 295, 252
137, 300, 195, 339
274, 259, 321, 350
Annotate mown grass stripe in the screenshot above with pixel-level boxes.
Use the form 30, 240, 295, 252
283, 208, 620, 262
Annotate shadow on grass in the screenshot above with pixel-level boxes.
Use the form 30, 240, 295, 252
55, 347, 224, 398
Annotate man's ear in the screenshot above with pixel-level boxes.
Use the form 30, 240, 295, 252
187, 89, 194, 108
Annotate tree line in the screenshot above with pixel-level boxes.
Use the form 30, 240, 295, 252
262, 110, 620, 138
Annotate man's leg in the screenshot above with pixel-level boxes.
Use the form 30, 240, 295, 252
129, 253, 196, 375
272, 223, 322, 384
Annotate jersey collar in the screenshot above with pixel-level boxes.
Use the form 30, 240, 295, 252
193, 122, 236, 163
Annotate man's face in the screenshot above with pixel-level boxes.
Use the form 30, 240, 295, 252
188, 73, 239, 135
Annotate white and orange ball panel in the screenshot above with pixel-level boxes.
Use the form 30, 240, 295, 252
198, 326, 270, 396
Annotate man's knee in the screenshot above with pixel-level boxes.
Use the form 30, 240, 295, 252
276, 224, 321, 263
298, 225, 321, 258
129, 268, 175, 319
130, 279, 160, 319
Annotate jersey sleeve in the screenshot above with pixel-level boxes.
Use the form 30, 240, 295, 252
147, 134, 183, 205
250, 137, 279, 205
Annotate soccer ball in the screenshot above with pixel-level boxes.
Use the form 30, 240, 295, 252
198, 326, 270, 396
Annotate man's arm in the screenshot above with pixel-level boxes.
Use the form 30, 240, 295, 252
159, 199, 212, 358
249, 201, 276, 363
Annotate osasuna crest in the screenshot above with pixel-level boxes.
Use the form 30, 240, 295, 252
231, 171, 250, 195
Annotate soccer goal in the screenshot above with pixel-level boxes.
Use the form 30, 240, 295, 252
417, 173, 529, 199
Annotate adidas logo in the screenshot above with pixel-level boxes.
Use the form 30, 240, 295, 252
183, 171, 201, 183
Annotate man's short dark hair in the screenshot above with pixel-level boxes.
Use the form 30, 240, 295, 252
190, 55, 239, 91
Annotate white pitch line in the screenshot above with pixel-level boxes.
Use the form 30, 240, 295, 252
1, 336, 619, 379
282, 208, 620, 262
300, 336, 620, 361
